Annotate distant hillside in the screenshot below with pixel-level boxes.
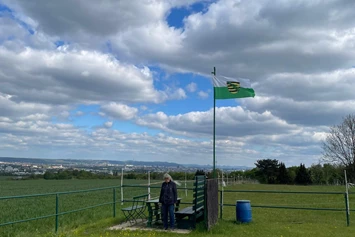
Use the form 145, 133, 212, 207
0, 157, 181, 167
0, 157, 251, 170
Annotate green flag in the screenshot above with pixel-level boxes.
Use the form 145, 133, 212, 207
213, 75, 255, 99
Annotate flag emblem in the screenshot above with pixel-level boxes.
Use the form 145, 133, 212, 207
227, 81, 240, 94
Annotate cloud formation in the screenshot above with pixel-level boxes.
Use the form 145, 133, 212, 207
1, 0, 354, 166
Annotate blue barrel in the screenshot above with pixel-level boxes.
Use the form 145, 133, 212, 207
236, 200, 252, 223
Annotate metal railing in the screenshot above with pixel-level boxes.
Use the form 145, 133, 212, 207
0, 183, 194, 234
121, 184, 195, 205
0, 185, 121, 232
219, 189, 351, 226
2, 183, 351, 234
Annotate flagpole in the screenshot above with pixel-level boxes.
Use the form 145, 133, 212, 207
212, 67, 216, 179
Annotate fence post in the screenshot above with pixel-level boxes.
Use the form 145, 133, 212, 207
148, 171, 151, 200
121, 168, 124, 205
185, 172, 187, 197
219, 190, 223, 219
345, 192, 350, 226
113, 188, 116, 218
55, 194, 59, 233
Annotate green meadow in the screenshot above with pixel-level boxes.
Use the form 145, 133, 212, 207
1, 179, 355, 237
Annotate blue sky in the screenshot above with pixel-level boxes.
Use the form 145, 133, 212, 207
167, 2, 208, 28
0, 0, 354, 167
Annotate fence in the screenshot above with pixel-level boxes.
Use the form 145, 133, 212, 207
0, 177, 195, 234
0, 185, 121, 233
218, 189, 352, 226
1, 180, 353, 234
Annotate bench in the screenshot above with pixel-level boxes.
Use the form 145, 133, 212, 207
175, 175, 206, 229
121, 194, 149, 224
146, 197, 182, 227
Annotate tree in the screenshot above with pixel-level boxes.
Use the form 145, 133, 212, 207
322, 114, 355, 181
44, 171, 55, 180
310, 164, 325, 185
295, 164, 312, 185
195, 170, 205, 176
287, 166, 298, 184
277, 162, 291, 184
255, 159, 279, 184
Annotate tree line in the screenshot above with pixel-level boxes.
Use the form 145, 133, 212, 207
227, 159, 345, 185
35, 170, 199, 180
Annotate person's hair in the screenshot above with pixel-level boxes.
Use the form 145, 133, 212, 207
163, 173, 172, 180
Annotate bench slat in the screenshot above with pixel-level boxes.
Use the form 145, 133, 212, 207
195, 196, 205, 203
175, 206, 194, 215
195, 202, 204, 210
193, 192, 204, 198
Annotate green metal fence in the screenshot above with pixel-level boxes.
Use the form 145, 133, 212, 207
0, 185, 121, 232
219, 189, 351, 226
1, 184, 352, 234
0, 184, 194, 233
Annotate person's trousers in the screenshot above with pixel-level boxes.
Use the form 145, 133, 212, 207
161, 204, 175, 228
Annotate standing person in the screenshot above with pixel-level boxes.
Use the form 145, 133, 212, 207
159, 173, 177, 230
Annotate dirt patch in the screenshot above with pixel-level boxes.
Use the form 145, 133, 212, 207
108, 219, 191, 234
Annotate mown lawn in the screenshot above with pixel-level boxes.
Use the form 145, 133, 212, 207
69, 184, 355, 237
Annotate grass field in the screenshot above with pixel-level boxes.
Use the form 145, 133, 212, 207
1, 179, 355, 237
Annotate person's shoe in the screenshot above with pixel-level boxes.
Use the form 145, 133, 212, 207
164, 227, 168, 230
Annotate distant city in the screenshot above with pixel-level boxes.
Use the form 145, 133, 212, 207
0, 157, 251, 177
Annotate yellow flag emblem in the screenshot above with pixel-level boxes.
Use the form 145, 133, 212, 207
227, 81, 240, 94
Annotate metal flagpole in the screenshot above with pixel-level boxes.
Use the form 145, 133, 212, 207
212, 67, 216, 178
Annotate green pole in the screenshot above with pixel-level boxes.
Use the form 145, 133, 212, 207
212, 67, 216, 179
113, 188, 116, 218
55, 194, 59, 233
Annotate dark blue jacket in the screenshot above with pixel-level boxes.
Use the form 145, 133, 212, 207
159, 181, 177, 205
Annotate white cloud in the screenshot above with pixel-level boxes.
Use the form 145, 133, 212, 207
75, 111, 84, 116
1, 0, 354, 166
169, 88, 187, 100
186, 82, 197, 92
101, 103, 138, 120
104, 121, 113, 128
0, 47, 165, 105
136, 106, 299, 138
198, 91, 208, 99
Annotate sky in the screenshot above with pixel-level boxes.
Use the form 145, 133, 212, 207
0, 0, 355, 167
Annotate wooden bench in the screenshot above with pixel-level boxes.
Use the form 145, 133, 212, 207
175, 175, 206, 229
121, 194, 148, 224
